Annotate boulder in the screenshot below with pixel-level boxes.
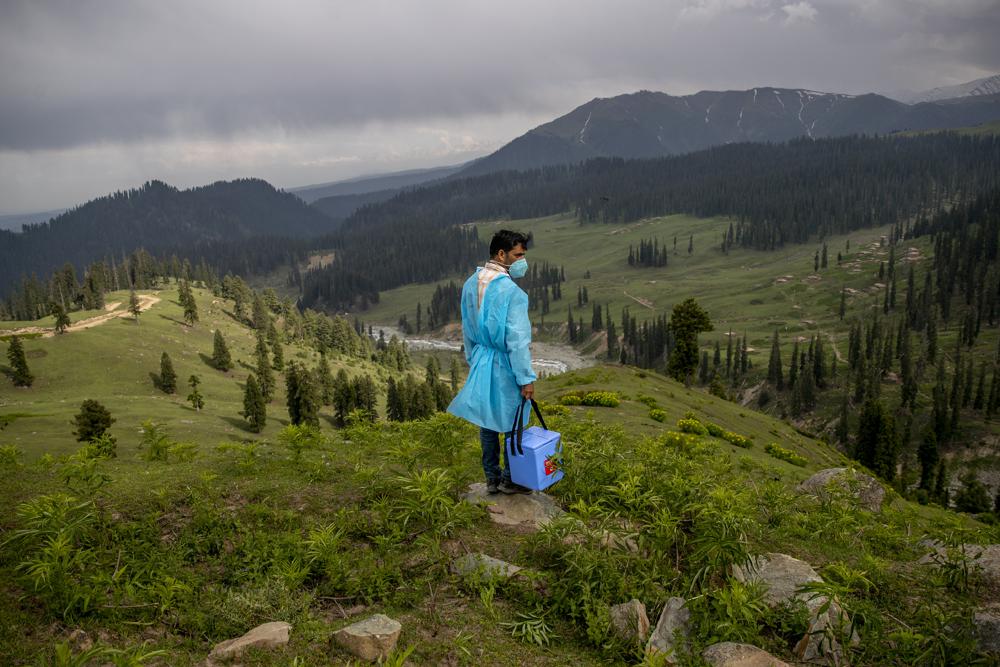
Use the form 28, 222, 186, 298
209, 621, 291, 662
733, 553, 857, 664
974, 604, 1000, 654
732, 553, 822, 607
462, 483, 564, 529
702, 642, 792, 667
609, 599, 650, 644
646, 597, 690, 662
333, 614, 402, 663
797, 468, 885, 512
451, 552, 523, 579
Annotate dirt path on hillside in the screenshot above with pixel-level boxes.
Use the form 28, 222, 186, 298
623, 290, 655, 310
5, 294, 160, 338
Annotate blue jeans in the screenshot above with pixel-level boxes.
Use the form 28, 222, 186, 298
480, 427, 513, 484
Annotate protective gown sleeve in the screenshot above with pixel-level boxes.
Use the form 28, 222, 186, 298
505, 289, 537, 386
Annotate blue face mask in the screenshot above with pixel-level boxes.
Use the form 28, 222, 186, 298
508, 257, 528, 278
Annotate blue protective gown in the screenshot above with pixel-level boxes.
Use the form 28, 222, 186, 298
447, 267, 536, 433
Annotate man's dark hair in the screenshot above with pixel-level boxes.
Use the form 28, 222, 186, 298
490, 229, 530, 257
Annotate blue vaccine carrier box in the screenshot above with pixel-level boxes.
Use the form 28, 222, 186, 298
508, 426, 564, 491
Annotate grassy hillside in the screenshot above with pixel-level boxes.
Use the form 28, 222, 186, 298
1, 285, 996, 664
0, 286, 387, 458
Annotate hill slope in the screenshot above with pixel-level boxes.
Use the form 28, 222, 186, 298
0, 285, 995, 664
461, 88, 1000, 175
0, 179, 334, 292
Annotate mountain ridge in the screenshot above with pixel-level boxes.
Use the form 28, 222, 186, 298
460, 87, 1000, 176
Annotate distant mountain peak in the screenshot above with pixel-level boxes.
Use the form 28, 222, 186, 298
459, 85, 1000, 178
900, 73, 1000, 104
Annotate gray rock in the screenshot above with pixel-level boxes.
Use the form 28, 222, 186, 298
732, 553, 822, 607
974, 604, 1000, 654
451, 552, 523, 579
702, 641, 792, 667
733, 553, 857, 664
462, 483, 564, 529
609, 599, 650, 644
646, 597, 690, 662
333, 614, 401, 663
798, 468, 885, 512
209, 621, 291, 661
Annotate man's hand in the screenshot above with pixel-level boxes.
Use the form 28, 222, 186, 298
521, 383, 534, 400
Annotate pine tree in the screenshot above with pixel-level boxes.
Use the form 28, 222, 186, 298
918, 430, 939, 491
52, 303, 71, 333
271, 340, 284, 371
767, 331, 784, 389
933, 461, 949, 505
725, 330, 733, 377
129, 290, 141, 323
211, 329, 232, 371
839, 288, 846, 320
567, 305, 577, 343
605, 321, 617, 361
187, 374, 205, 411
73, 399, 115, 442
241, 374, 267, 433
386, 377, 405, 421
667, 298, 713, 386
159, 352, 177, 394
855, 398, 897, 481
788, 341, 799, 389
926, 316, 938, 363
974, 366, 987, 410
315, 354, 336, 405
6, 335, 33, 387
333, 369, 355, 425
252, 292, 270, 331
698, 351, 710, 385
449, 356, 460, 393
687, 234, 693, 254
591, 302, 603, 331
286, 363, 320, 427
836, 392, 850, 443
180, 280, 198, 324
255, 333, 274, 402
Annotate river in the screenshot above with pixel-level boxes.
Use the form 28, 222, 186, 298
370, 325, 595, 377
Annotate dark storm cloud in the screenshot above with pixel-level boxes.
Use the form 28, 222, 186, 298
2, 0, 998, 152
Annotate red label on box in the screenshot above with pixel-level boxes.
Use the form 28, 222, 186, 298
544, 459, 557, 475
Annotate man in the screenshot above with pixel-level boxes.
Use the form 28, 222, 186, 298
447, 230, 536, 495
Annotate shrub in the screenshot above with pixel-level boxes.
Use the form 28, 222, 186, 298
73, 400, 114, 442
581, 391, 620, 407
677, 417, 708, 435
764, 442, 807, 467
705, 422, 725, 437
722, 431, 753, 449
537, 401, 570, 417
649, 409, 668, 423
559, 391, 619, 407
0, 444, 23, 467
636, 394, 659, 408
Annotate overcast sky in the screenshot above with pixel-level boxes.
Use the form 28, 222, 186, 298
1, 0, 998, 215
